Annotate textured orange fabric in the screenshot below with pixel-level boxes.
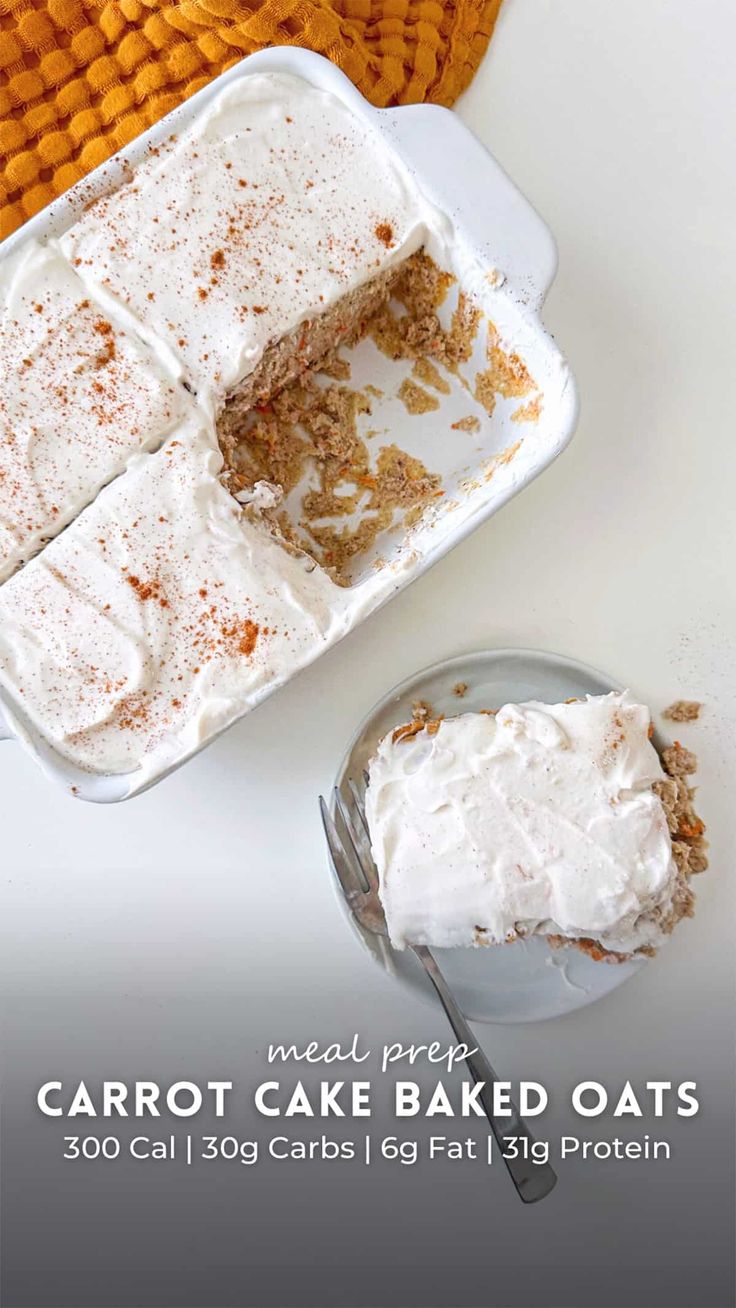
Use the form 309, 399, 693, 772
0, 0, 502, 240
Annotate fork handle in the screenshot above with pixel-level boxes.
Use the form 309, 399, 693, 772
411, 945, 557, 1204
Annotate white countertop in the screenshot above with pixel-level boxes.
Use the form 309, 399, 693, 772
1, 3, 734, 1305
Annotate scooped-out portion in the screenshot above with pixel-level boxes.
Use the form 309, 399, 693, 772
219, 250, 544, 586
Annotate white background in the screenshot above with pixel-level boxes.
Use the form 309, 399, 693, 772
1, 2, 734, 1295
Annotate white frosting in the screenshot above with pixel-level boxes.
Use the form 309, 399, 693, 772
0, 422, 351, 777
0, 71, 451, 783
0, 242, 186, 582
365, 694, 678, 955
60, 72, 441, 405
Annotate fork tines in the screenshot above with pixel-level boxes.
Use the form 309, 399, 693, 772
319, 781, 379, 901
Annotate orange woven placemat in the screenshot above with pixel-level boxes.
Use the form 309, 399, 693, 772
0, 0, 502, 240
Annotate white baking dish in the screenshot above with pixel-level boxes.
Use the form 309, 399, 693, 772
0, 47, 578, 801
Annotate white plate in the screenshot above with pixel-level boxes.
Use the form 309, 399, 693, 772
330, 647, 647, 1024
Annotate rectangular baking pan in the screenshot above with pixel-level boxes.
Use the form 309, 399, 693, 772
0, 47, 578, 801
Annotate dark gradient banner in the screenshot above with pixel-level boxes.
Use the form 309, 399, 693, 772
2, 980, 734, 1308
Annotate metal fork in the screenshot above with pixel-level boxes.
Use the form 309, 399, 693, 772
319, 778, 558, 1205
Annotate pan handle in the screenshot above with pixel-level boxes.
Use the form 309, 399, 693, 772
375, 102, 558, 312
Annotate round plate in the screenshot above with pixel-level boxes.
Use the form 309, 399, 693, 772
331, 648, 647, 1024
